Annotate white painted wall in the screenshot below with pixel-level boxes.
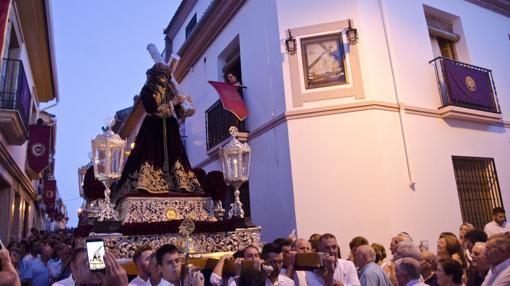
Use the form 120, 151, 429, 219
180, 0, 285, 165
172, 0, 214, 54
177, 0, 510, 250
278, 0, 510, 252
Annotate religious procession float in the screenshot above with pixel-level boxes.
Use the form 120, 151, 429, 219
74, 45, 261, 269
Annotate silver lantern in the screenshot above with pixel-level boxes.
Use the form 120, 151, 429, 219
219, 126, 251, 218
91, 125, 126, 221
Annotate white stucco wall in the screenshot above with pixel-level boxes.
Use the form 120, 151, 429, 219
180, 0, 286, 165
176, 0, 510, 249
172, 0, 214, 54
277, 0, 510, 253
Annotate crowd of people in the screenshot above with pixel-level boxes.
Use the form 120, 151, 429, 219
0, 207, 509, 286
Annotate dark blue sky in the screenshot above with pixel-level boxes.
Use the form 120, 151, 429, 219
51, 1, 180, 226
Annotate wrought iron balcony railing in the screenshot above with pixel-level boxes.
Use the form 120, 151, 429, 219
0, 58, 31, 130
429, 57, 500, 113
205, 99, 247, 150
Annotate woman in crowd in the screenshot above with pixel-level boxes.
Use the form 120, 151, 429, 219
437, 233, 468, 269
436, 259, 464, 286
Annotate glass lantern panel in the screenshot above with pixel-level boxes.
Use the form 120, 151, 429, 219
95, 149, 107, 177
110, 149, 122, 176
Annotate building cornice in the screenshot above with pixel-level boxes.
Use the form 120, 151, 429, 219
0, 140, 37, 200
15, 0, 57, 103
193, 100, 510, 169
173, 0, 246, 82
164, 0, 198, 41
465, 0, 510, 17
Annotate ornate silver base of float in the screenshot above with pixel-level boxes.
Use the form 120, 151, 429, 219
117, 196, 217, 223
88, 227, 261, 259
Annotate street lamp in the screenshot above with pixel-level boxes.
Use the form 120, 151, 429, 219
219, 126, 251, 219
346, 19, 359, 45
91, 124, 126, 221
285, 29, 297, 55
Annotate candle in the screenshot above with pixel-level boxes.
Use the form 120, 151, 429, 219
233, 158, 239, 177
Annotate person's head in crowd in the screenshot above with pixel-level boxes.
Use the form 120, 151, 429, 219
59, 245, 72, 261
458, 223, 474, 243
261, 243, 284, 281
148, 252, 163, 285
18, 240, 28, 256
492, 207, 507, 226
309, 233, 321, 252
439, 232, 456, 238
30, 227, 39, 237
371, 243, 387, 265
8, 248, 21, 269
463, 229, 488, 252
40, 241, 54, 261
436, 233, 459, 257
470, 242, 489, 273
70, 248, 102, 285
292, 239, 312, 253
318, 233, 341, 259
238, 268, 265, 286
353, 245, 375, 270
436, 259, 463, 286
395, 257, 421, 286
156, 244, 182, 284
28, 240, 39, 257
242, 245, 260, 261
393, 241, 421, 262
419, 251, 437, 279
484, 232, 510, 267
349, 236, 368, 261
390, 232, 413, 255
437, 233, 466, 267
273, 238, 292, 255
133, 245, 153, 281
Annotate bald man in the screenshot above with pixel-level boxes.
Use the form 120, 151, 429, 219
354, 245, 391, 286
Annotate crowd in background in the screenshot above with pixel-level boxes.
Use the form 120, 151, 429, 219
0, 207, 509, 286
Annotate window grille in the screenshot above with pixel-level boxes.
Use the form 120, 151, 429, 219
452, 156, 504, 229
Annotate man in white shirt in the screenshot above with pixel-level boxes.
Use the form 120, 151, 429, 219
484, 207, 510, 237
129, 245, 153, 286
482, 233, 510, 286
299, 233, 361, 286
261, 243, 294, 286
147, 252, 171, 286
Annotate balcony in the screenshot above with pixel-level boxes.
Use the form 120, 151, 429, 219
0, 59, 31, 145
205, 99, 247, 150
429, 57, 502, 123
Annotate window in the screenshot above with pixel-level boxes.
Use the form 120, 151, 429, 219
437, 37, 456, 60
452, 156, 504, 229
185, 13, 197, 39
425, 11, 460, 60
205, 36, 246, 150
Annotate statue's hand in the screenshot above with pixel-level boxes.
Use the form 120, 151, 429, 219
172, 95, 186, 105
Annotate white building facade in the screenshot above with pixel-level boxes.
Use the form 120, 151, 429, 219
160, 0, 510, 253
0, 0, 63, 243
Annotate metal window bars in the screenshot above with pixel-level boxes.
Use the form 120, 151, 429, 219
452, 156, 504, 229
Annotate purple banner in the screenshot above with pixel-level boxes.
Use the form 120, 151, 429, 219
443, 60, 495, 111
